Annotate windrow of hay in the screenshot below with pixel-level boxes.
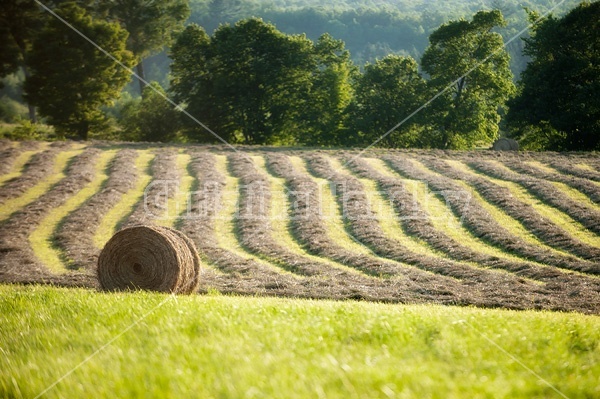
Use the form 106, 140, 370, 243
446, 159, 600, 255
0, 148, 83, 222
97, 225, 201, 294
29, 150, 117, 273
93, 150, 154, 248
506, 159, 600, 204
397, 156, 598, 274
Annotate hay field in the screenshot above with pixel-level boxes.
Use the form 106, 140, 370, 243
0, 140, 599, 313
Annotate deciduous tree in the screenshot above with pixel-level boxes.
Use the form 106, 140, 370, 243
421, 10, 515, 149
107, 0, 190, 94
171, 19, 315, 145
346, 55, 428, 148
506, 2, 600, 151
24, 3, 134, 140
0, 0, 43, 122
300, 34, 356, 146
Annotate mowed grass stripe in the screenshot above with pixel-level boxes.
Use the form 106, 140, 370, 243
93, 150, 155, 249
409, 158, 577, 259
330, 157, 440, 257
450, 160, 600, 249
365, 157, 537, 263
253, 155, 369, 276
329, 158, 538, 282
29, 150, 118, 273
524, 161, 559, 175
213, 155, 293, 275
289, 156, 373, 256
0, 148, 83, 223
154, 152, 195, 229
0, 143, 49, 188
505, 160, 600, 212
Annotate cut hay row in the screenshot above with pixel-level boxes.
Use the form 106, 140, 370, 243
504, 159, 600, 205
155, 152, 196, 229
341, 156, 570, 282
267, 153, 433, 279
180, 152, 305, 297
93, 150, 154, 248
467, 159, 600, 239
55, 149, 139, 270
309, 156, 540, 289
547, 158, 600, 181
29, 149, 117, 273
253, 155, 371, 277
230, 152, 375, 278
0, 139, 15, 152
0, 148, 102, 287
385, 155, 599, 275
0, 143, 74, 205
0, 142, 46, 183
431, 158, 600, 261
355, 157, 540, 265
120, 149, 178, 229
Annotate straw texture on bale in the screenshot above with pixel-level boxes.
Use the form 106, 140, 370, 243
97, 225, 201, 294
492, 138, 519, 151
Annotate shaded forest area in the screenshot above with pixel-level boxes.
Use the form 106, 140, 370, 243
1, 0, 598, 151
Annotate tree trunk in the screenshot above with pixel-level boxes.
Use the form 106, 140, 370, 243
12, 31, 37, 123
20, 65, 37, 123
137, 61, 146, 96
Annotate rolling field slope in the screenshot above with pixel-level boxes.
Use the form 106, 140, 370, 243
1, 141, 599, 314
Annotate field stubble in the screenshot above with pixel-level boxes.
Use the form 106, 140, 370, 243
0, 143, 599, 313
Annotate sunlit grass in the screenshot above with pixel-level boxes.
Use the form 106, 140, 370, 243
574, 163, 596, 173
330, 158, 437, 257
0, 143, 49, 188
523, 160, 558, 175
289, 156, 373, 256
366, 158, 540, 264
509, 161, 600, 212
212, 155, 289, 274
451, 160, 600, 249
93, 150, 154, 249
0, 149, 83, 223
409, 159, 577, 260
29, 150, 117, 273
1, 285, 599, 399
253, 155, 368, 276
154, 152, 195, 228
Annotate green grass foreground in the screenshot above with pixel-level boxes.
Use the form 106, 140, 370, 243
1, 285, 598, 399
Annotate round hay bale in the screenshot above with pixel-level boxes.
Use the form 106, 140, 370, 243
492, 138, 518, 151
97, 225, 201, 294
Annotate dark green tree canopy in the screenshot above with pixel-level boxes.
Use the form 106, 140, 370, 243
120, 81, 182, 142
422, 10, 515, 149
298, 33, 356, 146
171, 19, 325, 145
0, 0, 46, 120
106, 0, 190, 92
347, 55, 428, 148
24, 3, 135, 140
506, 1, 600, 151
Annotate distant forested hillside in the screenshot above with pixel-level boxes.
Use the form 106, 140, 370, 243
188, 0, 582, 74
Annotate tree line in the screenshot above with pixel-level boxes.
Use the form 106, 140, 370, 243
0, 0, 598, 150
